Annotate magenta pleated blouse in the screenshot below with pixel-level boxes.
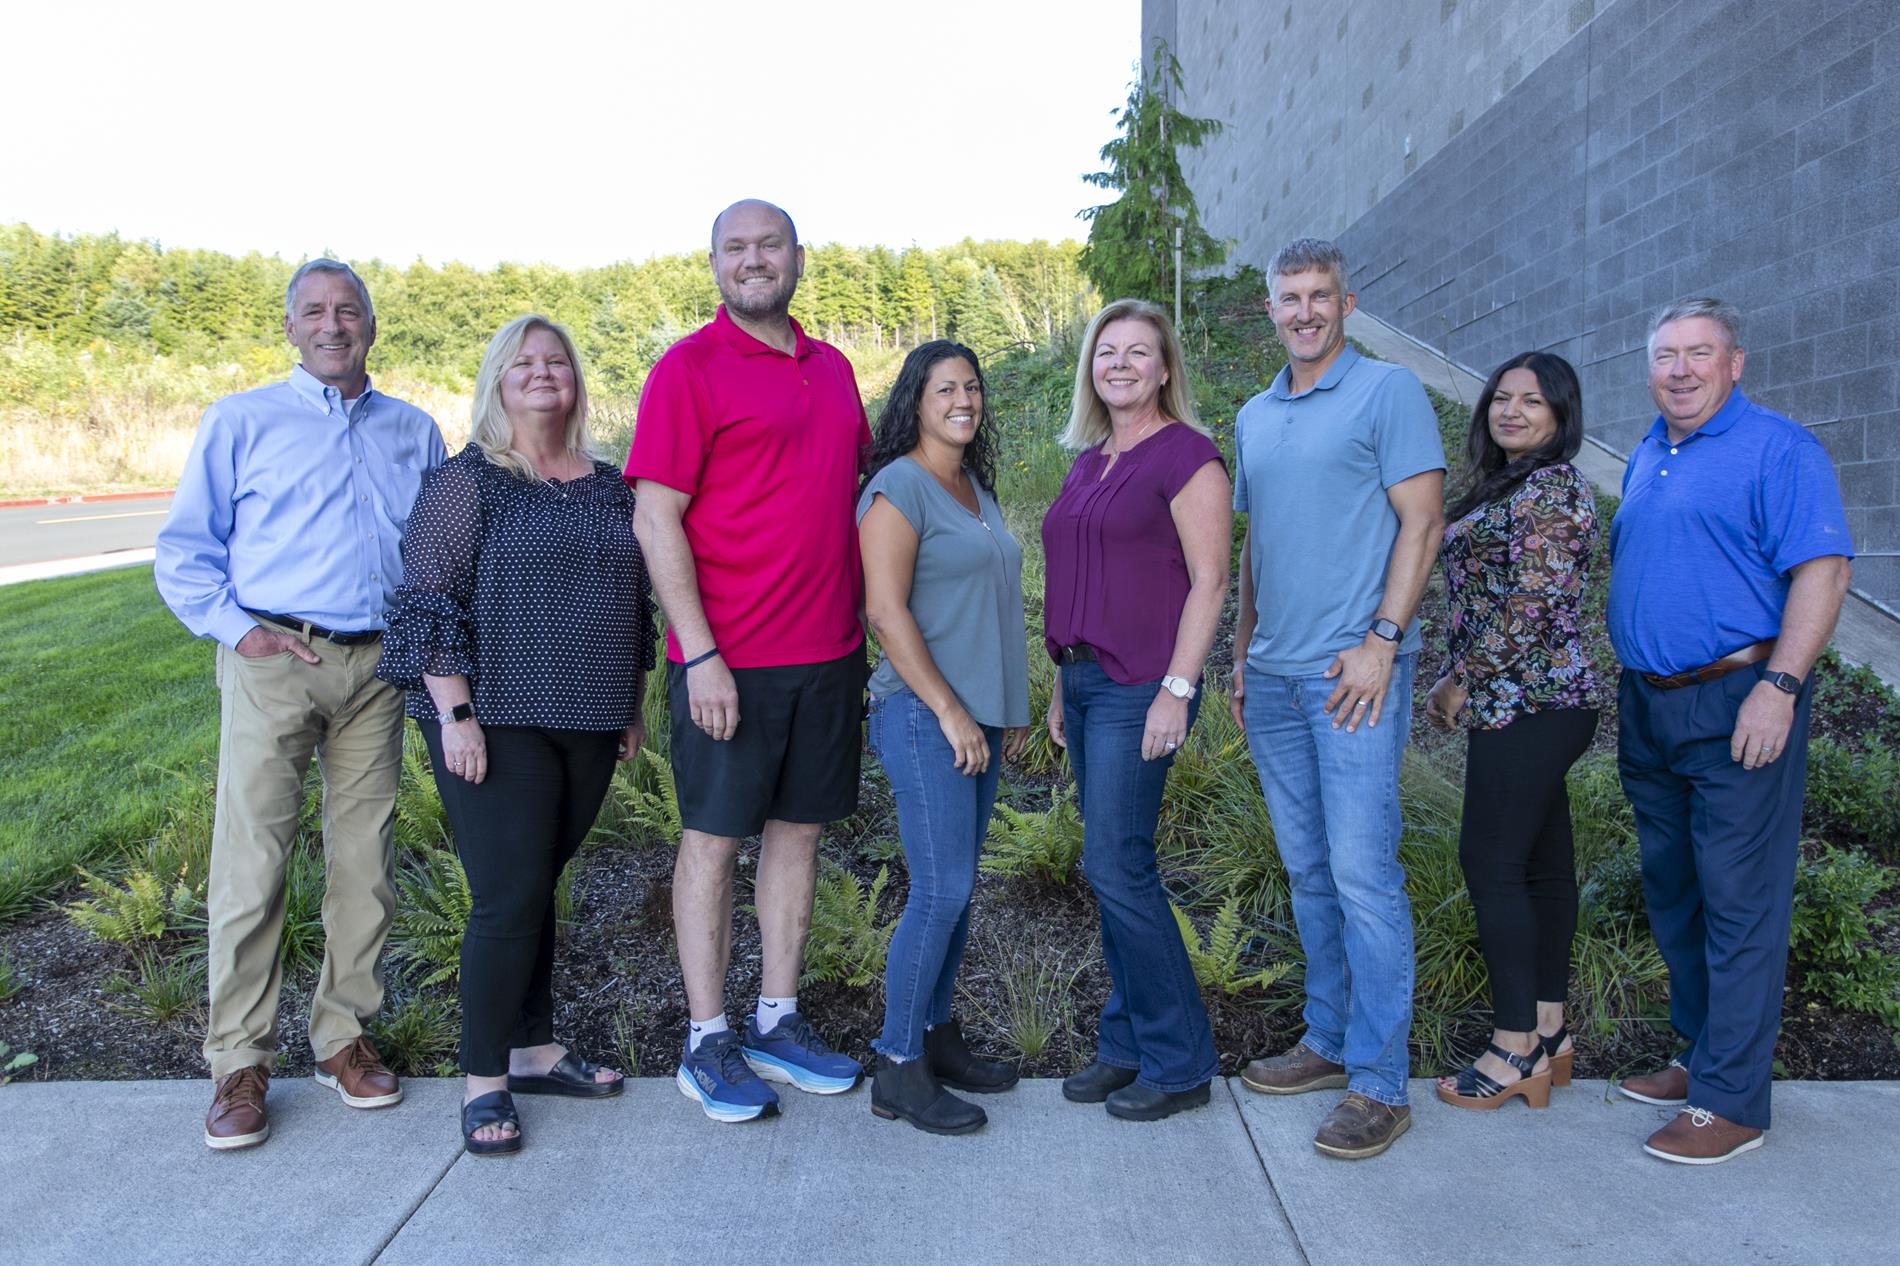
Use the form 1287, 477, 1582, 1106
1041, 423, 1224, 685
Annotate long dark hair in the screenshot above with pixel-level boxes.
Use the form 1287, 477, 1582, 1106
1447, 351, 1585, 521
864, 340, 997, 491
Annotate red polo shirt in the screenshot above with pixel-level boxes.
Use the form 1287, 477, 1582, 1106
626, 306, 870, 668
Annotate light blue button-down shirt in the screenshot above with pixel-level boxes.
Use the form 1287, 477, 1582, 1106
155, 365, 447, 648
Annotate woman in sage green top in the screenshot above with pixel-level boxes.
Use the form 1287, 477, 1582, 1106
858, 340, 1030, 1136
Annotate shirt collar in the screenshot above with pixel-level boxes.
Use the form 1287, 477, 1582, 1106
290, 364, 376, 416
1642, 385, 1749, 446
710, 304, 813, 359
1268, 344, 1361, 400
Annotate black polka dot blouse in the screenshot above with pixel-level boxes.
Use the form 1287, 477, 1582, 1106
380, 443, 657, 730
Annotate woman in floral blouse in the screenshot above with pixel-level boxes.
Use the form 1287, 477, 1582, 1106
1426, 351, 1601, 1111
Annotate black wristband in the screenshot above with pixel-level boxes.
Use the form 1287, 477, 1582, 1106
682, 646, 721, 669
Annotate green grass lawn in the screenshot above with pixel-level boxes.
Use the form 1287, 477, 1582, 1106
0, 567, 217, 919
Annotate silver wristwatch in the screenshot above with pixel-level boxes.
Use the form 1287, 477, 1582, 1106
1160, 675, 1196, 700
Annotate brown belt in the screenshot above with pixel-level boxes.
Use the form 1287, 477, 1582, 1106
1640, 640, 1774, 690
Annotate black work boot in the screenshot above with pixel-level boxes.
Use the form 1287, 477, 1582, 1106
924, 1019, 1021, 1093
870, 1054, 987, 1135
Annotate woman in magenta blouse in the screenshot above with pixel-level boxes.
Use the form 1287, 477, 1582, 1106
1042, 298, 1231, 1121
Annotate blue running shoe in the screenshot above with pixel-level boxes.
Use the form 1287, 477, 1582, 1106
742, 1011, 863, 1094
676, 1030, 779, 1122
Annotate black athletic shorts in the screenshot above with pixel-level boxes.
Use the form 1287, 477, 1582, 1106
667, 646, 865, 838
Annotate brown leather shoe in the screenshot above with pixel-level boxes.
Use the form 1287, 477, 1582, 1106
1240, 1041, 1348, 1095
1313, 1092, 1411, 1159
1643, 1105, 1764, 1164
314, 1035, 403, 1108
205, 1065, 271, 1150
1617, 1057, 1689, 1105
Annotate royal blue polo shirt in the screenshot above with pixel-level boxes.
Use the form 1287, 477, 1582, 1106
1607, 388, 1852, 676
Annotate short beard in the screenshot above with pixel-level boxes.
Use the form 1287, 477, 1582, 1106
720, 273, 798, 322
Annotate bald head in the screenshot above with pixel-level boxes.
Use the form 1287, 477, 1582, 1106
711, 199, 798, 251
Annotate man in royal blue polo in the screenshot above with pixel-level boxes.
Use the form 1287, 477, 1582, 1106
1610, 297, 1852, 1164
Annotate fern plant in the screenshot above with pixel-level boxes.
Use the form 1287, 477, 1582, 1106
801, 862, 897, 988
980, 786, 1084, 886
0, 1042, 36, 1085
1171, 896, 1291, 996
390, 844, 472, 987
67, 868, 184, 943
609, 747, 683, 844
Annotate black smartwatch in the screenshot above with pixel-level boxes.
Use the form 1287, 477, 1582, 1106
445, 702, 475, 723
1369, 618, 1403, 643
1766, 671, 1802, 696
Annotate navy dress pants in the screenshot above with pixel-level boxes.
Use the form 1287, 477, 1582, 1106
1617, 664, 1810, 1130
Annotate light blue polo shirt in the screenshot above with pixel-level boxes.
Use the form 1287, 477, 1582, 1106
1607, 388, 1852, 676
1233, 346, 1446, 676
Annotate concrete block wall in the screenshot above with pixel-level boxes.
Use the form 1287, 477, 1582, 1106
1150, 0, 1900, 608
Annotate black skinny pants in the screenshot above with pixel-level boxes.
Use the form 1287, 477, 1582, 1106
1459, 707, 1599, 1032
424, 723, 619, 1076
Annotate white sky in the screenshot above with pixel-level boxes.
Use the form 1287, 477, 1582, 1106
4, 0, 1140, 267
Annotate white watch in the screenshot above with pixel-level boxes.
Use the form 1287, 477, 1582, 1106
1160, 675, 1195, 700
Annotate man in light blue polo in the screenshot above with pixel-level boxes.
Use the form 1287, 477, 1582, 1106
1229, 238, 1446, 1160
1610, 297, 1851, 1164
156, 259, 446, 1150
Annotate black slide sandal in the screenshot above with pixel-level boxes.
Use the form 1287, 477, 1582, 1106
462, 1090, 523, 1155
508, 1051, 625, 1099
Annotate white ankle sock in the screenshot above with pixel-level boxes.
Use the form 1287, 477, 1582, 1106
756, 995, 797, 1031
688, 1015, 729, 1052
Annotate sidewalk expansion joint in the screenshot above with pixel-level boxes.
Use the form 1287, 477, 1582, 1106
366, 1145, 465, 1265
1221, 1078, 1313, 1266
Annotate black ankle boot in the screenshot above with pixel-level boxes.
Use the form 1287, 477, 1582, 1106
1061, 1060, 1139, 1103
871, 1054, 987, 1135
924, 1019, 1020, 1093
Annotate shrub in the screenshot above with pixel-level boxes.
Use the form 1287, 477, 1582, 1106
390, 844, 472, 987
278, 844, 328, 978
369, 994, 460, 1076
1790, 845, 1900, 1037
67, 867, 192, 943
1171, 896, 1291, 995
981, 786, 1084, 887
962, 939, 1080, 1061
103, 948, 206, 1026
1804, 738, 1900, 860
801, 863, 898, 989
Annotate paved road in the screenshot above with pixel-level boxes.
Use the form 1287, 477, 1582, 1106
0, 495, 172, 566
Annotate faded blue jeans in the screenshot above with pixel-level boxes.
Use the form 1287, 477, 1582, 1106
1242, 653, 1417, 1105
868, 688, 1004, 1061
1063, 660, 1219, 1093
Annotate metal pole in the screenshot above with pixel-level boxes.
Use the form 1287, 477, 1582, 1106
1173, 223, 1184, 327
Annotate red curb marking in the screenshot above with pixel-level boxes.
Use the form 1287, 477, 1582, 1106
0, 489, 175, 510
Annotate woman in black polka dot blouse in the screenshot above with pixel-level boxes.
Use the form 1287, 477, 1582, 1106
379, 314, 656, 1156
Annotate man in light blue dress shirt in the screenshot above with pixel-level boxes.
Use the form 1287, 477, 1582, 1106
155, 259, 445, 1150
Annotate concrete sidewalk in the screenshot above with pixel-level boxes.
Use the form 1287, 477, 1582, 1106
5, 1077, 1894, 1265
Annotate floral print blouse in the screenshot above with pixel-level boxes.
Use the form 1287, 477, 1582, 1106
1440, 463, 1601, 729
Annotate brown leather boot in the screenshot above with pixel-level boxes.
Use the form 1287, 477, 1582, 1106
1313, 1092, 1411, 1159
205, 1065, 271, 1150
1617, 1057, 1689, 1106
1240, 1041, 1348, 1095
314, 1035, 403, 1108
1643, 1105, 1764, 1164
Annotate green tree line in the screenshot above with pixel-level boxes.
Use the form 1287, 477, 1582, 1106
0, 223, 1094, 396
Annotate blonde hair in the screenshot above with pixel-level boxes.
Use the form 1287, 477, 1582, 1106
469, 315, 600, 481
1059, 298, 1206, 450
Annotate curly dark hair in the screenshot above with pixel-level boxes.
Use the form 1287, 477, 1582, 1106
1447, 351, 1586, 522
864, 340, 997, 492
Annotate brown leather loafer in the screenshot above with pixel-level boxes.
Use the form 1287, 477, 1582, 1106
1643, 1105, 1764, 1164
1313, 1092, 1411, 1159
1240, 1041, 1348, 1095
314, 1035, 403, 1108
1617, 1057, 1689, 1106
205, 1065, 271, 1151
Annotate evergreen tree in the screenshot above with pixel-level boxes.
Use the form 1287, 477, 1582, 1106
1079, 41, 1226, 305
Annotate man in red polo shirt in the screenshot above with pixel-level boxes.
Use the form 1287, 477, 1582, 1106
629, 199, 870, 1121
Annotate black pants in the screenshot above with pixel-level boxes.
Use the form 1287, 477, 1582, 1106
425, 723, 619, 1076
1459, 708, 1599, 1032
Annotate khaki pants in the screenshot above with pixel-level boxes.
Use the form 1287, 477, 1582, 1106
203, 625, 404, 1080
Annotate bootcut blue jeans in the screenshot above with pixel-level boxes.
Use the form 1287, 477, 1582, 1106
1061, 660, 1218, 1093
868, 687, 1004, 1062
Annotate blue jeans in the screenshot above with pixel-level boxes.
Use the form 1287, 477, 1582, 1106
1242, 653, 1417, 1105
1062, 660, 1218, 1092
868, 688, 1003, 1061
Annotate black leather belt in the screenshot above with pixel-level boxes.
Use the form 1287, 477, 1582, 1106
247, 610, 381, 646
1056, 644, 1098, 665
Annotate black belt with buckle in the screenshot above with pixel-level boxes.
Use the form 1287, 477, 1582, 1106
1056, 644, 1098, 665
247, 610, 381, 646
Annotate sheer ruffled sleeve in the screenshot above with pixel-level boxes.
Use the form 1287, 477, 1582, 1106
378, 451, 483, 689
